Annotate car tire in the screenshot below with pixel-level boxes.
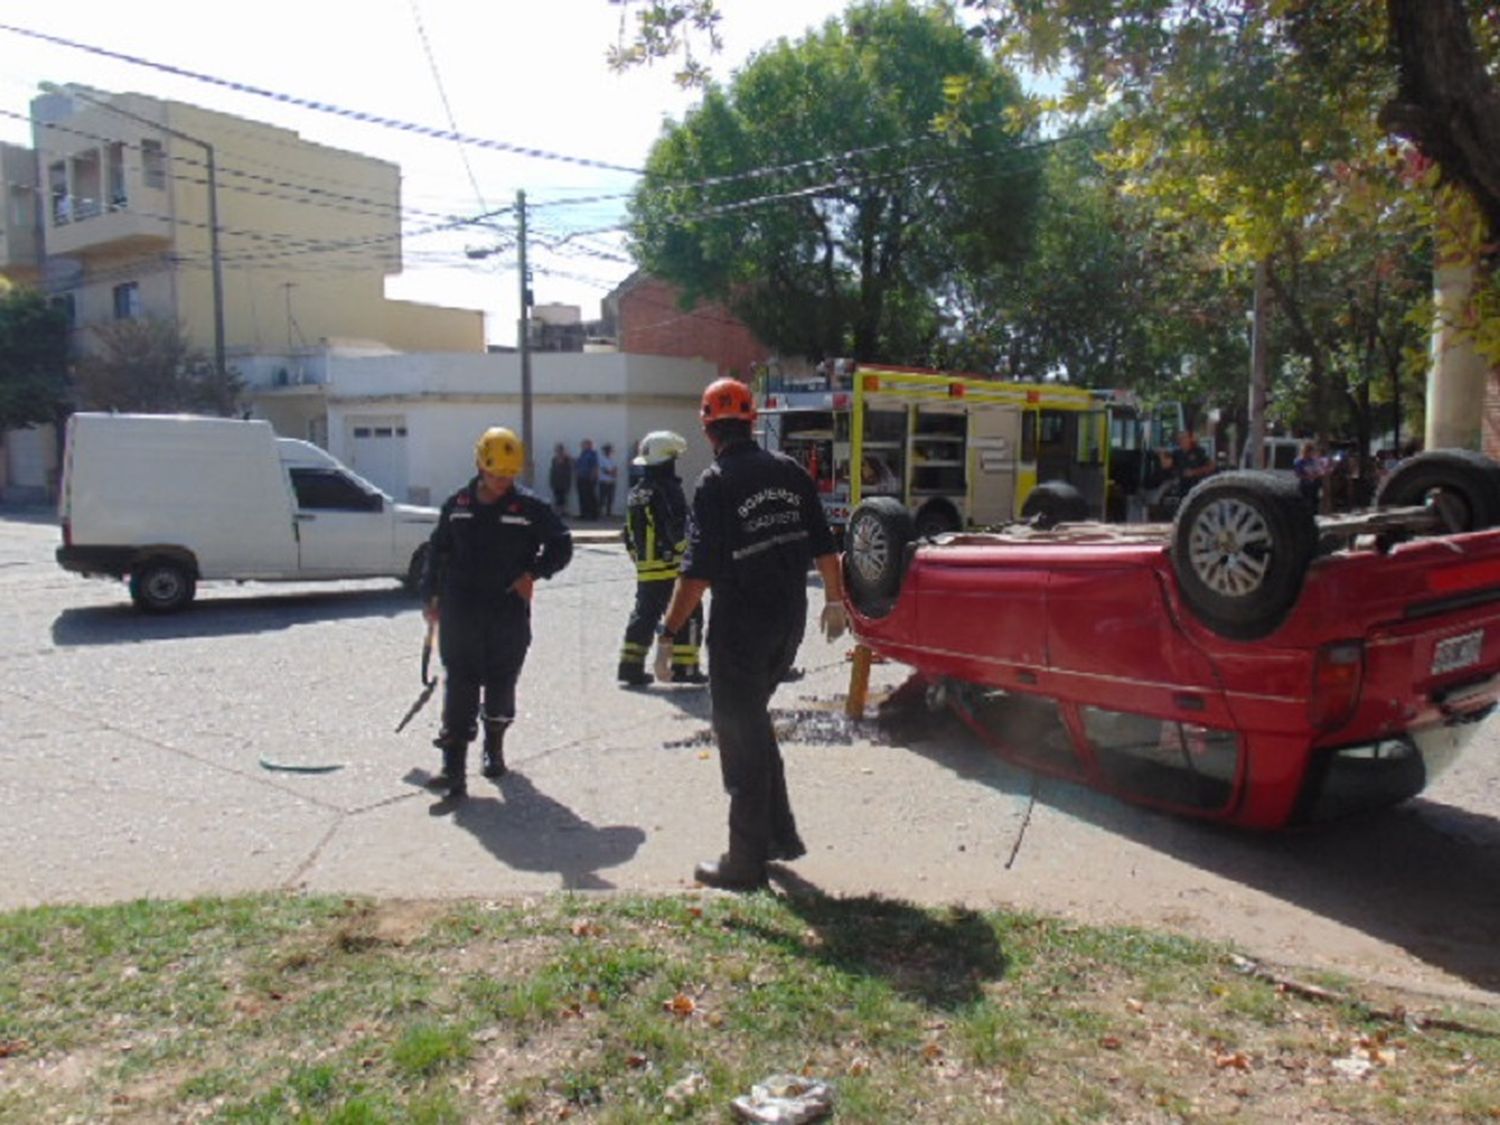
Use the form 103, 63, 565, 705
1021, 480, 1089, 529
914, 503, 960, 539
403, 544, 429, 595
1375, 450, 1500, 533
845, 497, 915, 617
1170, 471, 1316, 641
128, 556, 197, 614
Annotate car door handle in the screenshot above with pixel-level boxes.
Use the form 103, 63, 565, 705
295, 513, 316, 521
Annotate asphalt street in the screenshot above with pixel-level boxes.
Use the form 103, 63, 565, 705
2, 507, 1499, 1004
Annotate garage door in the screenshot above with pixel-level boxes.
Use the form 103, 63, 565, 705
346, 415, 409, 500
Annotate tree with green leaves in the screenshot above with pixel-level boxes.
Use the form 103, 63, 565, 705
627, 1, 1041, 364
74, 318, 241, 416
936, 123, 1252, 403
614, 1, 1500, 237
0, 281, 71, 432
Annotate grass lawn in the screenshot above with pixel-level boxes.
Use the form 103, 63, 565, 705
1, 886, 1497, 1122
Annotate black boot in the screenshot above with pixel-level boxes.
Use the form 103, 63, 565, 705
671, 667, 709, 685
617, 661, 653, 688
427, 736, 468, 800
768, 834, 807, 862
693, 853, 768, 891
481, 719, 509, 779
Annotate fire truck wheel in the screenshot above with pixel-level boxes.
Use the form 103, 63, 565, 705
845, 498, 915, 617
1376, 450, 1500, 533
1021, 481, 1090, 529
1170, 471, 1316, 641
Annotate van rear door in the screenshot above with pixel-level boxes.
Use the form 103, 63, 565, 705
287, 465, 395, 575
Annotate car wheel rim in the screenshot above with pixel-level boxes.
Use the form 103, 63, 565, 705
1424, 487, 1471, 532
1186, 497, 1272, 597
850, 517, 889, 585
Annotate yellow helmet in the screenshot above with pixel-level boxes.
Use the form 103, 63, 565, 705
475, 426, 524, 477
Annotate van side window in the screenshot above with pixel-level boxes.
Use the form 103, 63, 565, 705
290, 468, 381, 512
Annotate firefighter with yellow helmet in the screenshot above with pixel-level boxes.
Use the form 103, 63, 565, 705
617, 429, 706, 686
418, 426, 573, 803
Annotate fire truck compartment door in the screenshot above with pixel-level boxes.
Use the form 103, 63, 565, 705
967, 406, 1021, 525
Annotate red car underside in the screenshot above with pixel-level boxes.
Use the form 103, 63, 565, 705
849, 529, 1500, 828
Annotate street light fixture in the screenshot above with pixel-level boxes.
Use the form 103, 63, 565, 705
39, 83, 227, 382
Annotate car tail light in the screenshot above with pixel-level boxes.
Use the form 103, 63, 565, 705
1309, 641, 1364, 731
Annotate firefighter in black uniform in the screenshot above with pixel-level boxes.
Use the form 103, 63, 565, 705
655, 378, 848, 889
617, 430, 706, 687
419, 426, 572, 802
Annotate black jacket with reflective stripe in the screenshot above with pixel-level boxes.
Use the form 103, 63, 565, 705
681, 441, 836, 623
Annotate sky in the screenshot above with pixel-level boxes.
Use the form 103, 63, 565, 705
0, 0, 852, 346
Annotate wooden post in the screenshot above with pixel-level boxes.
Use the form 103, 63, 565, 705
846, 644, 873, 718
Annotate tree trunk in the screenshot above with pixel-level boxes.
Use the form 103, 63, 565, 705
1384, 0, 1500, 240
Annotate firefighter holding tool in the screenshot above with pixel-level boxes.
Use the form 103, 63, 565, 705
618, 430, 706, 687
419, 427, 572, 803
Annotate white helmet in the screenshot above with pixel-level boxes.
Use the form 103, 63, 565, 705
634, 430, 688, 466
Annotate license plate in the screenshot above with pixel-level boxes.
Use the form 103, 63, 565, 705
1432, 629, 1484, 676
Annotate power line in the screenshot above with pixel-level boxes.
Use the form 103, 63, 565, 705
407, 0, 489, 217
0, 22, 643, 175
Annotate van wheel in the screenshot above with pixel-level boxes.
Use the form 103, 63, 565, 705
845, 498, 915, 618
403, 545, 429, 595
1375, 450, 1500, 533
1021, 480, 1089, 529
129, 558, 197, 613
1170, 471, 1315, 641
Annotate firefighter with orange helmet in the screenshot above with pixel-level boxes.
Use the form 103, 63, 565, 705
654, 378, 848, 889
418, 426, 573, 803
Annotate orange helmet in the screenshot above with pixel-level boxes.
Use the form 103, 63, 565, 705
700, 377, 756, 423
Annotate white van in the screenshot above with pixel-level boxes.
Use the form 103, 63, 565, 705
56, 413, 439, 612
1239, 436, 1307, 472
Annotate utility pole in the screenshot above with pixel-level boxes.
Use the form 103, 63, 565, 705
517, 188, 534, 485
203, 141, 226, 384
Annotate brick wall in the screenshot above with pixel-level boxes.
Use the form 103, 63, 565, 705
617, 277, 770, 377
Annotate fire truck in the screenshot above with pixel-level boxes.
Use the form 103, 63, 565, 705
757, 362, 1181, 536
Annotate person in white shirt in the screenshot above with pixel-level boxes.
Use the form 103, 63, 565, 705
597, 443, 620, 517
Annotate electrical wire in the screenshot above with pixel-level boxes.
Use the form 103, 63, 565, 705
0, 22, 643, 175
407, 0, 490, 217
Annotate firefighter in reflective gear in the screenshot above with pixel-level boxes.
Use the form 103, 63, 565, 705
655, 378, 848, 890
419, 426, 572, 802
617, 430, 706, 687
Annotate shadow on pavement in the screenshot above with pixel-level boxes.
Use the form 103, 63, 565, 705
886, 698, 1500, 994
52, 586, 415, 645
403, 768, 645, 891
738, 867, 1007, 1009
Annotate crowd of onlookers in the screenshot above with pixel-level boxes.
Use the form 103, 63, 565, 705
547, 439, 620, 520
1293, 438, 1423, 511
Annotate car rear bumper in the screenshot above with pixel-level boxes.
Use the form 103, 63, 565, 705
56, 545, 134, 578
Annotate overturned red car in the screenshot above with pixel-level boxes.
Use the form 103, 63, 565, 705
843, 451, 1500, 828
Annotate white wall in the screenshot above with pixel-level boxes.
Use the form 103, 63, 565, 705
319, 351, 716, 506
1, 423, 58, 503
